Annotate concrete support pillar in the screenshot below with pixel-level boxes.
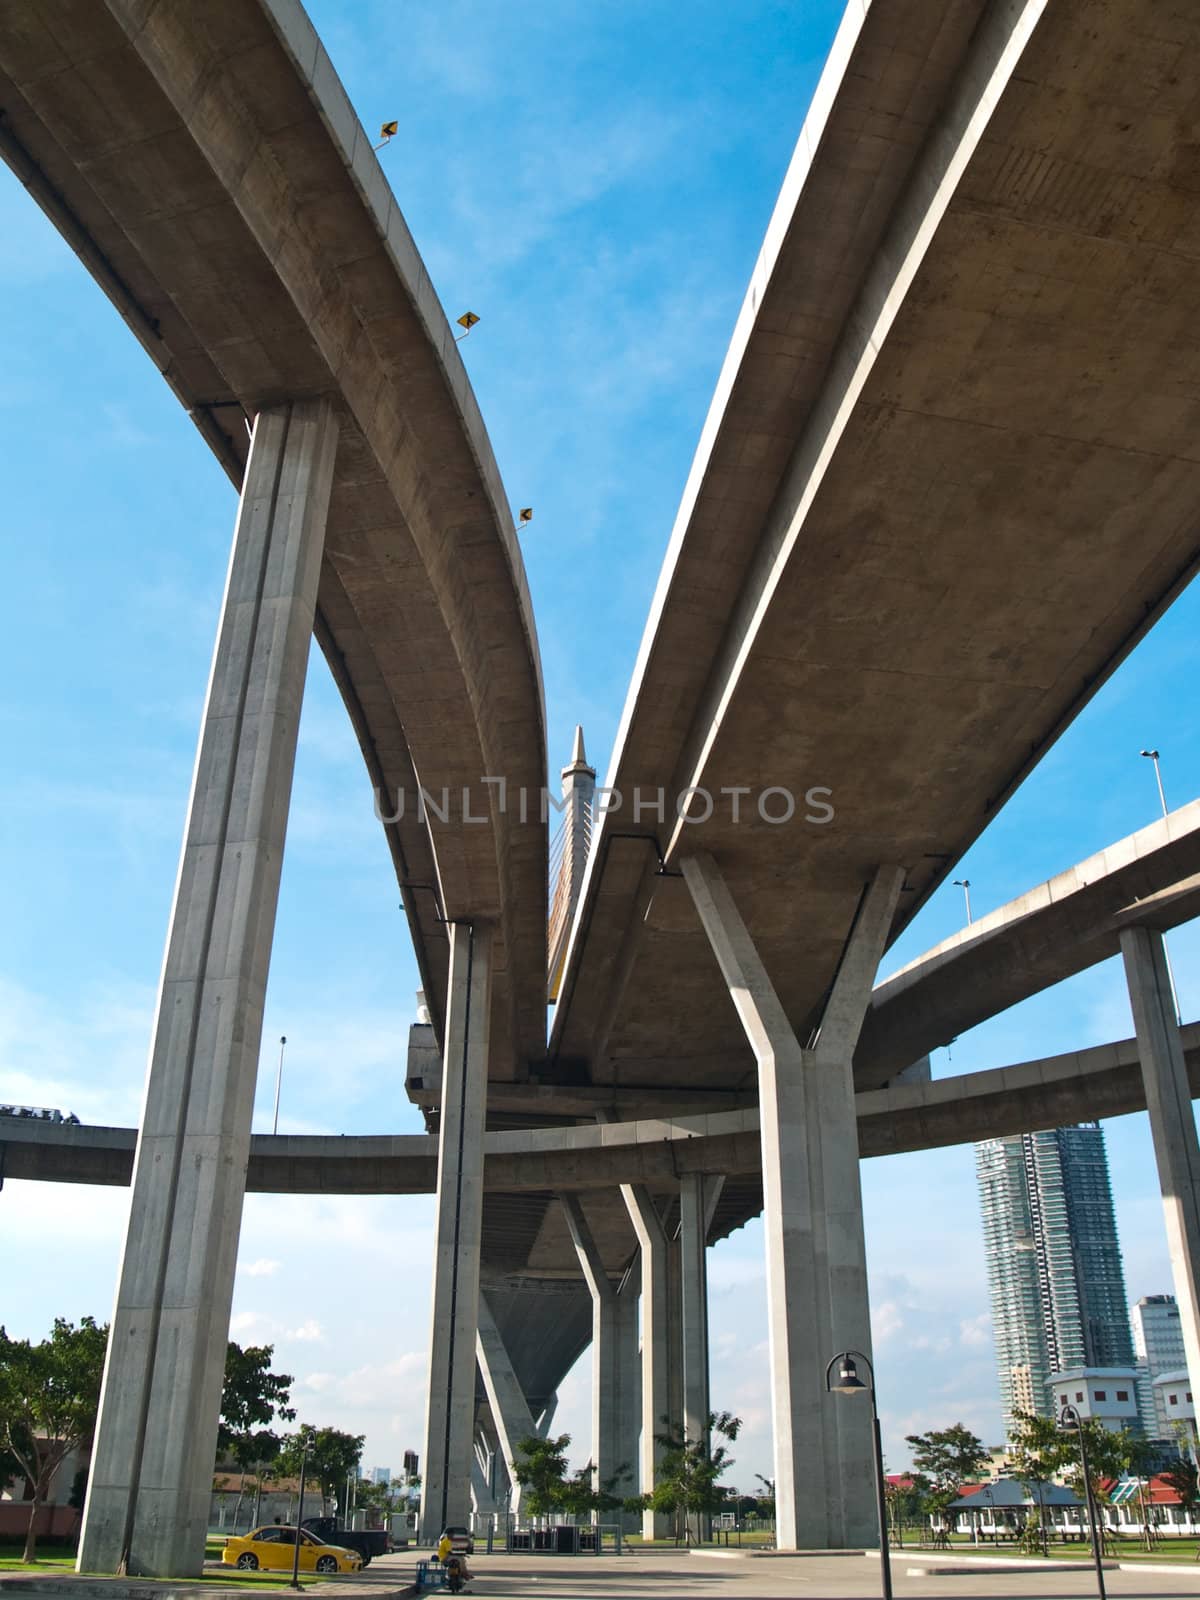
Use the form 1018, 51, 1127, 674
620, 1185, 676, 1538
562, 1193, 631, 1505
614, 1271, 641, 1526
682, 852, 903, 1550
475, 1291, 535, 1521
470, 1430, 500, 1522
1122, 925, 1200, 1399
680, 1174, 723, 1444
77, 401, 338, 1578
680, 1173, 721, 1542
535, 1393, 558, 1438
420, 921, 494, 1543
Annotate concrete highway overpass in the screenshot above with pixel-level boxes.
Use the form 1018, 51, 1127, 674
0, 0, 550, 1572
8, 1024, 1200, 1192
0, 0, 548, 1064
547, 0, 1200, 1103
8, 803, 1198, 1443
6, 0, 1200, 1569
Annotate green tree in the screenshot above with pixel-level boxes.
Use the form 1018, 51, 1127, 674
218, 1344, 294, 1532
510, 1433, 572, 1517
1005, 1409, 1145, 1554
510, 1432, 628, 1520
1008, 1409, 1064, 1556
0, 1317, 109, 1562
884, 1474, 928, 1546
905, 1424, 989, 1529
754, 1473, 775, 1520
1162, 1453, 1200, 1528
277, 1426, 365, 1512
640, 1411, 741, 1544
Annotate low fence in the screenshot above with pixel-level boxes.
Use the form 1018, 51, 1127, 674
503, 1523, 623, 1555
0, 1504, 80, 1541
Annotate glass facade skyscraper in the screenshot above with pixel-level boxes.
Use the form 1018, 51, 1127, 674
976, 1123, 1134, 1432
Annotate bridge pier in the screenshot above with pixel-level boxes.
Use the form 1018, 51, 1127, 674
475, 1291, 535, 1520
561, 1195, 640, 1513
682, 852, 903, 1551
78, 401, 339, 1578
420, 921, 494, 1544
620, 1184, 679, 1537
1122, 926, 1200, 1400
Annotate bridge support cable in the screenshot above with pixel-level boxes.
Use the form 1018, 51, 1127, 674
78, 401, 339, 1578
1122, 926, 1200, 1410
681, 851, 903, 1552
420, 920, 494, 1544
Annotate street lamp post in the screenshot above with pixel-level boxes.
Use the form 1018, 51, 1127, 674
952, 879, 973, 924
1138, 749, 1183, 1023
825, 1351, 891, 1600
272, 1035, 287, 1136
1058, 1403, 1106, 1600
1140, 749, 1168, 818
290, 1436, 309, 1591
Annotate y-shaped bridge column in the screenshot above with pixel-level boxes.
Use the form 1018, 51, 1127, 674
420, 921, 494, 1543
78, 402, 339, 1577
1122, 926, 1200, 1399
682, 853, 903, 1550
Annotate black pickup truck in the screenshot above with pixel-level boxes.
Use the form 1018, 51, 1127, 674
300, 1515, 388, 1567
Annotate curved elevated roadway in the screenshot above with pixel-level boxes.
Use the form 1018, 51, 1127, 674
548, 0, 1200, 1100
11, 1020, 1200, 1192
0, 0, 547, 1068
12, 802, 1199, 1417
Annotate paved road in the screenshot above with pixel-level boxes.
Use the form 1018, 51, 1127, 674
406, 1549, 1200, 1600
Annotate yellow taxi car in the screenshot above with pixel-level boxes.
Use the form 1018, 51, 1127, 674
221, 1525, 363, 1574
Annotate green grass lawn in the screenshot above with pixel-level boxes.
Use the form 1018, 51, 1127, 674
897, 1533, 1200, 1564
0, 1541, 338, 1586
0, 1545, 77, 1572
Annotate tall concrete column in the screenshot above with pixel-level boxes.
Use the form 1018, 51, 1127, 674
621, 1185, 676, 1537
680, 1174, 721, 1541
682, 852, 903, 1550
680, 1174, 722, 1443
561, 1193, 629, 1504
613, 1270, 641, 1524
420, 921, 494, 1543
475, 1291, 535, 1520
1122, 925, 1200, 1397
77, 402, 338, 1578
536, 1393, 558, 1438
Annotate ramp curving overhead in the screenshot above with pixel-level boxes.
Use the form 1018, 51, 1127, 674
0, 0, 547, 1069
548, 0, 1200, 1100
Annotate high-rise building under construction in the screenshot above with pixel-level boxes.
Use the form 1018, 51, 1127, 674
976, 1123, 1134, 1432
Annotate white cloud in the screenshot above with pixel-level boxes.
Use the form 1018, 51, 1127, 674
0, 974, 153, 1127
959, 1314, 991, 1348
286, 1320, 325, 1344
242, 1259, 282, 1278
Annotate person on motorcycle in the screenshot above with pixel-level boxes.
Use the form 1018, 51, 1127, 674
437, 1532, 469, 1592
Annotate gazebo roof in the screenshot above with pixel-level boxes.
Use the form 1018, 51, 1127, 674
949, 1479, 1082, 1510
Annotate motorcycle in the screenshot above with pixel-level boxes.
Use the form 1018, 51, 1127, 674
443, 1553, 469, 1593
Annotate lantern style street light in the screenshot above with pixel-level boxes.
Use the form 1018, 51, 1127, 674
825, 1351, 891, 1600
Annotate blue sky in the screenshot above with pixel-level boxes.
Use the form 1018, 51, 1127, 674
2, 0, 1198, 1491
